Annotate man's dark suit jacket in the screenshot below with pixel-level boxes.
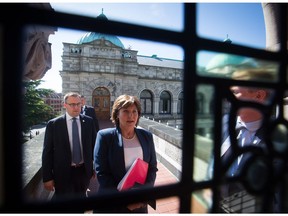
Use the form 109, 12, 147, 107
81, 105, 100, 132
206, 114, 281, 212
42, 114, 96, 194
94, 127, 158, 210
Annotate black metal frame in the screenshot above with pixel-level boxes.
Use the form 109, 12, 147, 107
0, 3, 287, 213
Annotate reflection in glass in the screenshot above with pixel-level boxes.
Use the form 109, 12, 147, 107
140, 90, 153, 114
219, 183, 263, 213
243, 156, 269, 193
197, 50, 279, 80
94, 87, 110, 96
196, 3, 266, 50
271, 123, 288, 153
192, 189, 212, 213
94, 99, 100, 107
159, 91, 171, 114
103, 98, 108, 108
194, 85, 214, 182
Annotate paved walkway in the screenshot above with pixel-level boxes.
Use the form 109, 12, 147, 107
97, 120, 180, 213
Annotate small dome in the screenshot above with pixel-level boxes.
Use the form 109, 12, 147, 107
205, 54, 257, 74
76, 9, 125, 49
205, 37, 257, 75
223, 34, 232, 44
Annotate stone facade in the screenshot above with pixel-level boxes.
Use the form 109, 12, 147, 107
60, 18, 213, 136
61, 39, 184, 115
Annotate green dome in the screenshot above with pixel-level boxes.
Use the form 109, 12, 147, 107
76, 10, 125, 49
205, 37, 256, 75
205, 53, 257, 74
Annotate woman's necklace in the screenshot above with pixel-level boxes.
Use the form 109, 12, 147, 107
123, 132, 136, 140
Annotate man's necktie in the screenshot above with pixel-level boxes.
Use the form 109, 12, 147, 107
228, 127, 251, 176
72, 117, 82, 164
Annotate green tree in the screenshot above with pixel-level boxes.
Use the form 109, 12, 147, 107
22, 80, 56, 134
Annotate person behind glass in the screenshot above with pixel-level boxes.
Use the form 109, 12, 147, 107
205, 69, 278, 213
42, 92, 97, 200
80, 95, 100, 133
93, 94, 158, 213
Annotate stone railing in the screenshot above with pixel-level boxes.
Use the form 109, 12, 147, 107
22, 129, 54, 201
138, 117, 212, 181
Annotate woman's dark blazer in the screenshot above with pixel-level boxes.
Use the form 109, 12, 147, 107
94, 127, 158, 192
42, 114, 96, 193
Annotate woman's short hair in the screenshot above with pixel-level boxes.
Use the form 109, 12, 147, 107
111, 94, 141, 127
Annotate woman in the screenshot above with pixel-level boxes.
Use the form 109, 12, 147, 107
94, 94, 158, 213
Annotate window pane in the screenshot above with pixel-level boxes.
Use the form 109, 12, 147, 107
197, 3, 266, 50
197, 50, 279, 81
194, 85, 214, 183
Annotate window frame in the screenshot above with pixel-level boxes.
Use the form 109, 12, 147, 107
1, 3, 287, 213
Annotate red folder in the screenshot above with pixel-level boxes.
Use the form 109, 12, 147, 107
117, 158, 148, 191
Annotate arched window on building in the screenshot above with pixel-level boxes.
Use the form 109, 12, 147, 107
196, 92, 204, 114
177, 91, 184, 114
159, 91, 171, 114
140, 90, 153, 114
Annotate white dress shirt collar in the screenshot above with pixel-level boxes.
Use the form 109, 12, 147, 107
66, 113, 80, 121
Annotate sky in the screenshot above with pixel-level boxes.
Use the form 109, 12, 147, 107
39, 2, 266, 93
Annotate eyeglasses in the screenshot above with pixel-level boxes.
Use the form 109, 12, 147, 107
67, 103, 82, 108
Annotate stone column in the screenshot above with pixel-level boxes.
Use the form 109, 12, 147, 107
262, 3, 288, 119
262, 3, 288, 51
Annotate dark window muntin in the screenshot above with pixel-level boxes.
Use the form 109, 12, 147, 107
2, 3, 287, 213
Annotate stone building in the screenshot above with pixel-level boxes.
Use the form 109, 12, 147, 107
60, 11, 218, 136
42, 92, 63, 115
61, 13, 183, 119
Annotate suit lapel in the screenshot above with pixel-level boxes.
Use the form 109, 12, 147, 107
60, 115, 71, 153
116, 127, 128, 175
79, 114, 86, 143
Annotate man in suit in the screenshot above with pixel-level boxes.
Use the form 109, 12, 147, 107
81, 95, 100, 133
205, 69, 279, 213
42, 92, 96, 199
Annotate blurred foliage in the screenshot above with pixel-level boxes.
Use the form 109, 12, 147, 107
22, 80, 57, 133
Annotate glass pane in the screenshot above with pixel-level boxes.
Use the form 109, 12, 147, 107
192, 190, 211, 213
197, 51, 279, 81
94, 98, 100, 107
24, 21, 184, 204
197, 3, 266, 50
42, 27, 183, 93
51, 3, 183, 32
271, 123, 288, 154
194, 85, 214, 182
219, 182, 264, 213
94, 87, 110, 96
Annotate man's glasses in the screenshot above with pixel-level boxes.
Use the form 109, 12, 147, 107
67, 103, 82, 108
